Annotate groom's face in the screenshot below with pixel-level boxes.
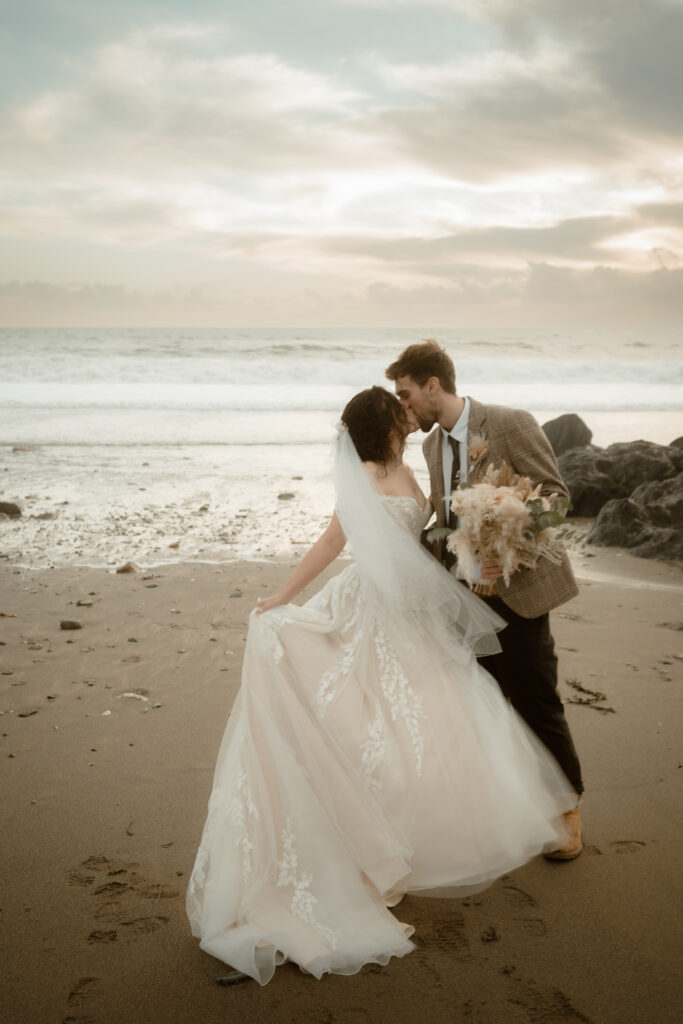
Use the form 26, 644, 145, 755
394, 375, 438, 432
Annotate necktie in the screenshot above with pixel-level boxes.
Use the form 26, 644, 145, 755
447, 435, 461, 528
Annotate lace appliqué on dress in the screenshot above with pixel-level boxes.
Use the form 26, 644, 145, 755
277, 819, 338, 950
360, 709, 388, 793
260, 609, 298, 665
230, 757, 261, 880
373, 621, 426, 777
315, 570, 362, 715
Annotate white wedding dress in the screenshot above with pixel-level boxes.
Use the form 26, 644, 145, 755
187, 459, 575, 984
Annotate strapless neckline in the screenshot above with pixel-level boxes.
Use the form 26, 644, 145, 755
380, 494, 428, 513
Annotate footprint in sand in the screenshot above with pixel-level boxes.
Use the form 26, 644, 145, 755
609, 840, 646, 854
63, 976, 99, 1023
507, 977, 594, 1023
424, 914, 473, 962
121, 916, 169, 935
88, 930, 117, 944
82, 855, 139, 875
68, 870, 95, 887
134, 881, 179, 899
93, 880, 133, 897
501, 879, 538, 910
500, 879, 546, 938
68, 855, 176, 945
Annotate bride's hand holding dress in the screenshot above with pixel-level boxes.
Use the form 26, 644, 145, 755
255, 514, 346, 616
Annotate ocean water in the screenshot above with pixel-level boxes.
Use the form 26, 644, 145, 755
1, 327, 681, 568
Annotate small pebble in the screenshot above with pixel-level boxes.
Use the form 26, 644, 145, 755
101, 710, 111, 717
60, 620, 82, 630
128, 638, 139, 643
18, 709, 38, 718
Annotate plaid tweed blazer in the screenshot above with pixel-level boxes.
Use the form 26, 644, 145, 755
423, 397, 578, 619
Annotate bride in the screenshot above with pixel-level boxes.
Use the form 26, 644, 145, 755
186, 386, 574, 985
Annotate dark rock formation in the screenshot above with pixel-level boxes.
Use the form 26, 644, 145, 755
588, 472, 683, 562
542, 413, 593, 457
0, 501, 22, 518
630, 472, 683, 528
558, 439, 683, 518
557, 446, 621, 516
602, 440, 682, 495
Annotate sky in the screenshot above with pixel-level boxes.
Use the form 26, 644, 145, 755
1, 0, 682, 328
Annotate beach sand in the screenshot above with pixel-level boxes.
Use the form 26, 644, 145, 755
1, 549, 682, 1024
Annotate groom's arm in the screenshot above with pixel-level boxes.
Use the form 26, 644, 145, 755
500, 408, 570, 507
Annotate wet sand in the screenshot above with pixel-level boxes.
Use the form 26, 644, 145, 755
1, 550, 682, 1024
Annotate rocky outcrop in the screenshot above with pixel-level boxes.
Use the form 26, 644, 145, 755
553, 429, 683, 563
587, 471, 683, 562
542, 413, 593, 457
557, 446, 621, 516
558, 439, 683, 516
602, 440, 682, 494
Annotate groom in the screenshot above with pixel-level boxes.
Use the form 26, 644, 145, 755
386, 339, 583, 860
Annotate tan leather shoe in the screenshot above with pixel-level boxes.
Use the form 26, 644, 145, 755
544, 806, 583, 860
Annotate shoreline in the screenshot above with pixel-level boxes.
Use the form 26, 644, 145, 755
4, 530, 683, 587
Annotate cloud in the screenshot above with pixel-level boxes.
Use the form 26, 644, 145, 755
1, 5, 683, 327
360, 262, 683, 325
0, 279, 204, 310
524, 261, 683, 320
3, 23, 368, 181
320, 213, 676, 271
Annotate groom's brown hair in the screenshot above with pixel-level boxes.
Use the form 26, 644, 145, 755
385, 339, 456, 394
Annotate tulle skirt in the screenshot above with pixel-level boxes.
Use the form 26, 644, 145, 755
186, 565, 574, 984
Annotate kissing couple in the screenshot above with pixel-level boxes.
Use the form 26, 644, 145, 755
187, 339, 584, 985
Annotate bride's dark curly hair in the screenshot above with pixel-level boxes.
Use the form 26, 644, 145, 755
340, 386, 408, 465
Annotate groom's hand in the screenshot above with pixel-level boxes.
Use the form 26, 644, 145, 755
480, 561, 503, 582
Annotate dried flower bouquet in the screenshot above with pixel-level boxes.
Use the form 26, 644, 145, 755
429, 460, 570, 595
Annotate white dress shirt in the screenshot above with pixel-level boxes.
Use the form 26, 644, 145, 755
441, 395, 471, 513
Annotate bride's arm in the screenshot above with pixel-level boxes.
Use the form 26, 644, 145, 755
255, 513, 346, 614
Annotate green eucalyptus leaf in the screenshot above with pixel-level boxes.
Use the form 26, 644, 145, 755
426, 527, 454, 544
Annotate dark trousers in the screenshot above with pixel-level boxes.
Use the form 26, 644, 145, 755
478, 596, 584, 796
